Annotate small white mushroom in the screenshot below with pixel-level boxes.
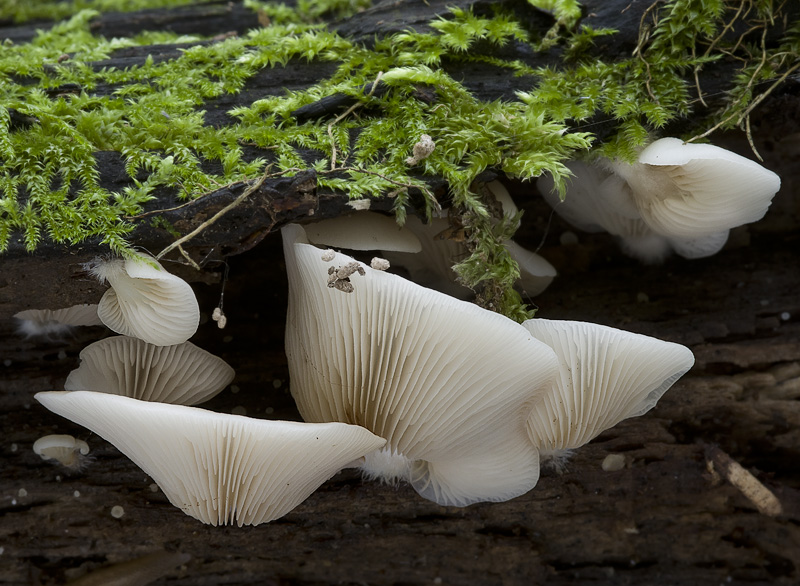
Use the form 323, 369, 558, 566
505, 240, 557, 297
381, 215, 472, 298
522, 319, 694, 455
611, 137, 781, 238
14, 304, 103, 338
304, 211, 422, 253
382, 214, 556, 298
33, 434, 90, 469
64, 336, 234, 405
538, 159, 736, 263
283, 224, 560, 506
35, 391, 387, 527
88, 252, 199, 346
405, 134, 435, 165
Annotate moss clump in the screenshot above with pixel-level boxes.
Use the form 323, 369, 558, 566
0, 1, 797, 319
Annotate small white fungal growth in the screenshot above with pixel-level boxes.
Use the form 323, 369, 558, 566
601, 453, 626, 472
88, 252, 200, 346
14, 304, 103, 339
211, 306, 227, 329
405, 134, 435, 165
18, 488, 28, 498
360, 447, 412, 486
320, 249, 336, 262
33, 434, 90, 469
370, 257, 390, 271
110, 505, 125, 519
347, 199, 372, 211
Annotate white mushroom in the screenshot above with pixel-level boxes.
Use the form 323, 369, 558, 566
35, 391, 386, 526
381, 215, 471, 298
538, 159, 735, 263
33, 434, 90, 469
505, 240, 557, 297
64, 336, 234, 405
88, 253, 199, 346
611, 137, 781, 238
521, 319, 694, 455
382, 214, 557, 298
304, 211, 422, 253
14, 304, 102, 338
283, 223, 560, 506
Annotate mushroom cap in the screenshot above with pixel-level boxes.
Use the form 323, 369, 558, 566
486, 180, 518, 219
64, 336, 234, 405
668, 229, 730, 259
304, 211, 422, 253
614, 137, 781, 238
381, 215, 472, 299
15, 304, 103, 328
33, 434, 90, 468
522, 319, 694, 453
14, 304, 103, 337
505, 240, 557, 296
537, 161, 644, 237
90, 253, 199, 346
283, 223, 559, 506
35, 391, 386, 526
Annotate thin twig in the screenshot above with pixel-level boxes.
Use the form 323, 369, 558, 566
692, 44, 708, 108
155, 169, 279, 262
689, 60, 799, 145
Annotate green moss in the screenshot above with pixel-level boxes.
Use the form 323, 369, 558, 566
0, 1, 798, 319
0, 0, 229, 25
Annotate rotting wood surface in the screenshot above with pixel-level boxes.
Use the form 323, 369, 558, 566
2, 1, 800, 584
2, 194, 800, 585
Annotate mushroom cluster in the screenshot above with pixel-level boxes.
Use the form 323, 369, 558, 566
34, 164, 729, 525
283, 222, 694, 505
537, 138, 781, 262
34, 252, 388, 526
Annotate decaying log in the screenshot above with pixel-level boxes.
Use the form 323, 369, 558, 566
2, 1, 800, 585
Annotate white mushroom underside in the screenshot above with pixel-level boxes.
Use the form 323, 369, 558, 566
14, 304, 103, 328
304, 211, 423, 253
522, 319, 694, 453
35, 391, 386, 526
284, 224, 559, 506
65, 336, 234, 405
94, 255, 199, 346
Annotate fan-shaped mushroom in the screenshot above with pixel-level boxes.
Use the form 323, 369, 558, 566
88, 253, 199, 346
283, 223, 560, 506
35, 391, 386, 526
33, 434, 90, 469
65, 336, 234, 405
538, 158, 737, 263
522, 319, 694, 455
611, 137, 781, 238
14, 304, 102, 338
